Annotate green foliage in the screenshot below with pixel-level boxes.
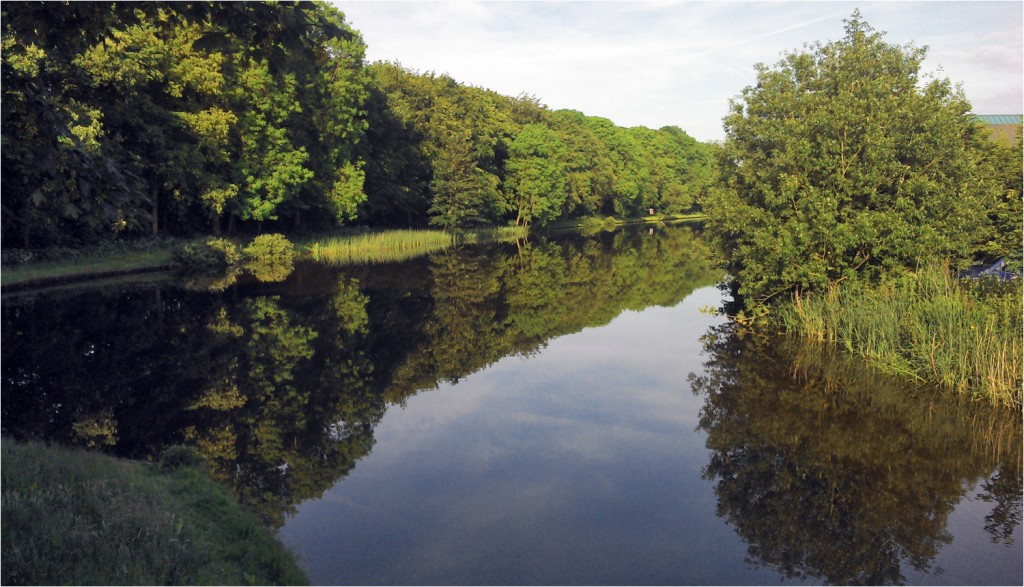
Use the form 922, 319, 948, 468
174, 237, 242, 274
242, 233, 296, 283
690, 325, 1021, 583
970, 131, 1023, 271
243, 233, 295, 265
777, 263, 1022, 408
705, 11, 1002, 306
310, 230, 457, 265
159, 444, 207, 472
1, 439, 307, 585
1, 2, 369, 245
506, 123, 568, 226
363, 63, 710, 230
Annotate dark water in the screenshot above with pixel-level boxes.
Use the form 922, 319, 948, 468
2, 226, 1020, 585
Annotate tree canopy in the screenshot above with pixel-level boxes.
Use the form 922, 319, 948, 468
2, 3, 711, 248
704, 11, 1019, 306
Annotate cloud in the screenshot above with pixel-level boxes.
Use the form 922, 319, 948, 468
336, 1, 1023, 141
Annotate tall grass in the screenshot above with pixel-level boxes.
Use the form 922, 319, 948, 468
778, 262, 1022, 409
308, 227, 527, 266
1, 440, 307, 585
309, 230, 456, 265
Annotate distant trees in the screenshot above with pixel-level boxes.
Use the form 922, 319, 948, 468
705, 11, 1019, 306
1, 2, 711, 247
361, 62, 711, 229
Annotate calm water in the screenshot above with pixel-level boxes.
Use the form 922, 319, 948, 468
2, 226, 1020, 585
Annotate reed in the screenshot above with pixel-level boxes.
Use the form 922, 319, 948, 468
309, 230, 455, 265
308, 227, 528, 266
778, 262, 1022, 408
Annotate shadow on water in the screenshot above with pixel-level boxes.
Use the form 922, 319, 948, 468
2, 225, 719, 526
689, 324, 1022, 585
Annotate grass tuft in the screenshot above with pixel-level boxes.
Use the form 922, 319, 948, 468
778, 262, 1022, 408
308, 227, 528, 266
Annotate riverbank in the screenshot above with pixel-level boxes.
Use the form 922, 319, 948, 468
776, 262, 1022, 409
1, 439, 308, 585
0, 238, 182, 291
2, 217, 703, 291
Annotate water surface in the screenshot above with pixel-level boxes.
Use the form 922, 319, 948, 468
2, 225, 1020, 585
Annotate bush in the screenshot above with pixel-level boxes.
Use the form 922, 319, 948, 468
706, 11, 999, 307
243, 234, 294, 265
242, 234, 295, 283
158, 445, 206, 472
173, 238, 241, 274
1, 249, 35, 265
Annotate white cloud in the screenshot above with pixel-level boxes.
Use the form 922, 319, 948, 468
336, 1, 1023, 141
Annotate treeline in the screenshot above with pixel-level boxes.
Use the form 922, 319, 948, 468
1, 1, 710, 249
360, 62, 710, 229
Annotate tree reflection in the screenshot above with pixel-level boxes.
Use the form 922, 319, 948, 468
2, 226, 719, 525
690, 325, 1022, 584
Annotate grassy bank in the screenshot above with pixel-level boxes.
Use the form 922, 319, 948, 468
1, 240, 181, 290
1, 439, 307, 586
308, 226, 527, 266
777, 263, 1022, 409
2, 227, 533, 290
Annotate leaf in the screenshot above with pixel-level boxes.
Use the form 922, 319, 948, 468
191, 31, 231, 53
29, 189, 45, 206
63, 202, 81, 219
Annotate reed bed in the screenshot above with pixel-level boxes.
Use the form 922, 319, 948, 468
308, 227, 528, 266
778, 262, 1022, 409
309, 230, 456, 265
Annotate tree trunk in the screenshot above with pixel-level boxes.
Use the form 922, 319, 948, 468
151, 184, 160, 237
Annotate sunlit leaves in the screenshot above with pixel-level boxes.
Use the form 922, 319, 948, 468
706, 11, 1000, 306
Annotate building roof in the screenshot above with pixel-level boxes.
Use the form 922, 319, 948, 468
973, 115, 1023, 125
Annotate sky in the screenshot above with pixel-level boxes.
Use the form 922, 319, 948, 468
332, 1, 1023, 142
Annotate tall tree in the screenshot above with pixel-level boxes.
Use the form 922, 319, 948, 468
505, 123, 567, 226
705, 11, 999, 306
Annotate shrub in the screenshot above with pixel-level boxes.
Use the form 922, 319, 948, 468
242, 234, 295, 283
158, 445, 206, 472
243, 234, 295, 265
706, 11, 1000, 307
173, 238, 241, 274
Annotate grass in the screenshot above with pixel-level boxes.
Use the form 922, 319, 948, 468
1, 239, 181, 289
1, 439, 308, 586
777, 262, 1023, 409
308, 226, 528, 266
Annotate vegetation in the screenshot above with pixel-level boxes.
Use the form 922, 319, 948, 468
361, 64, 711, 229
778, 263, 1022, 408
309, 230, 456, 265
690, 324, 1021, 584
2, 2, 368, 246
307, 226, 527, 266
2, 226, 718, 525
173, 237, 242, 274
703, 10, 1021, 405
1, 439, 307, 585
243, 233, 297, 282
1, 2, 711, 250
705, 11, 1020, 307
0, 239, 179, 289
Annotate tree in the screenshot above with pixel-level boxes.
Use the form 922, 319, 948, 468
705, 11, 999, 306
505, 123, 567, 226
